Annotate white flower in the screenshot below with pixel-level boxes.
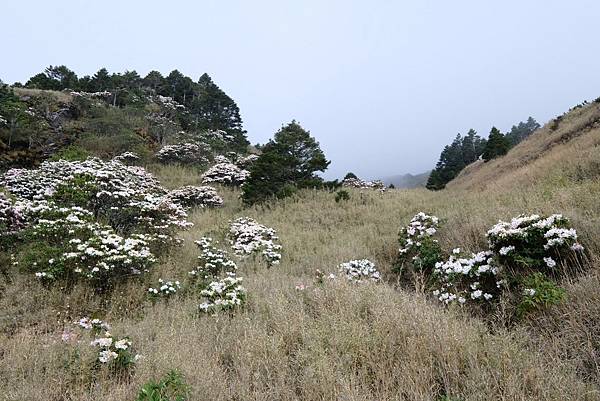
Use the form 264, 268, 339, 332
543, 257, 557, 268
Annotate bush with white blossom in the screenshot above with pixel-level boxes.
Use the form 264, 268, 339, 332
0, 192, 25, 236
432, 249, 501, 305
90, 331, 139, 372
199, 273, 246, 313
148, 278, 181, 299
202, 163, 250, 186
1, 158, 191, 286
341, 177, 385, 190
190, 237, 237, 285
394, 212, 443, 278
75, 317, 111, 334
486, 213, 584, 271
155, 142, 211, 165
228, 217, 282, 266
165, 185, 223, 209
113, 151, 140, 164
339, 259, 381, 282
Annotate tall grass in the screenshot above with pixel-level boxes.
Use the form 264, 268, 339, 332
2, 103, 600, 400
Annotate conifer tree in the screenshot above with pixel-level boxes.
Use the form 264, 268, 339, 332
482, 127, 510, 161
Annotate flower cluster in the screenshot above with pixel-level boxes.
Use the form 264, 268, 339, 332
432, 250, 500, 305
203, 130, 236, 142
228, 217, 282, 266
395, 212, 442, 275
190, 237, 237, 282
165, 185, 223, 209
75, 317, 111, 334
27, 204, 156, 282
153, 95, 186, 110
155, 143, 211, 165
486, 214, 584, 270
339, 259, 381, 282
113, 151, 140, 164
148, 278, 181, 298
90, 331, 139, 368
0, 192, 25, 234
341, 177, 385, 190
199, 273, 246, 313
2, 158, 191, 246
202, 163, 250, 186
235, 154, 259, 169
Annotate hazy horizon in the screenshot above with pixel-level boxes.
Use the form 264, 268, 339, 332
3, 0, 600, 180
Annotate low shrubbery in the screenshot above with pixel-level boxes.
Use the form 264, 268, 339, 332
397, 211, 585, 317
228, 217, 282, 266
338, 259, 381, 282
190, 237, 237, 286
155, 143, 211, 165
201, 162, 249, 186
199, 273, 246, 313
165, 185, 223, 209
136, 370, 190, 401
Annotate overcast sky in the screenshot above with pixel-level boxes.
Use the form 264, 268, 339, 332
3, 0, 600, 179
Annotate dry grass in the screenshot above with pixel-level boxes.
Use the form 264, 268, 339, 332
3, 105, 600, 399
12, 87, 73, 104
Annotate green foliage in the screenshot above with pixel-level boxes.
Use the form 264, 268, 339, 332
517, 273, 566, 317
334, 189, 350, 203
136, 370, 190, 401
505, 117, 540, 146
426, 129, 486, 190
242, 121, 330, 205
50, 145, 90, 161
482, 127, 510, 162
343, 172, 358, 180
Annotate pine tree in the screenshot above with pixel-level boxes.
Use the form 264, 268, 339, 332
242, 121, 330, 205
482, 127, 510, 161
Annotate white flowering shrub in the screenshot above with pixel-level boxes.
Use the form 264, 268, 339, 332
0, 192, 25, 236
394, 212, 443, 277
432, 249, 501, 305
236, 154, 259, 169
75, 317, 111, 334
165, 185, 223, 209
339, 259, 381, 282
190, 237, 237, 284
113, 151, 140, 164
155, 143, 211, 165
486, 214, 584, 270
228, 217, 282, 266
202, 163, 250, 186
90, 331, 139, 372
341, 177, 385, 190
148, 278, 181, 299
2, 158, 191, 242
21, 203, 156, 284
199, 273, 246, 313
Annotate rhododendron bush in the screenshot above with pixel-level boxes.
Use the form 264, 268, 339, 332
339, 259, 381, 282
229, 217, 282, 266
202, 163, 250, 186
155, 142, 211, 165
0, 158, 191, 286
394, 212, 443, 280
397, 212, 585, 316
166, 185, 223, 209
190, 237, 237, 284
199, 273, 246, 313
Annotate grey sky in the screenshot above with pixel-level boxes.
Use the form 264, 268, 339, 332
3, 0, 600, 180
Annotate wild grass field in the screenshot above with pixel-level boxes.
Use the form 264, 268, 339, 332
2, 101, 600, 400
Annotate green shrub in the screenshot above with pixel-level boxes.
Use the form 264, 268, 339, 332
517, 272, 566, 317
50, 145, 90, 161
136, 370, 190, 401
334, 189, 350, 203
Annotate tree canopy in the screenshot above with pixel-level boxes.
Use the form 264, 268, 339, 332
242, 121, 330, 205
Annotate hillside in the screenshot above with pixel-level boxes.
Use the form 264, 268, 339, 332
382, 171, 430, 188
448, 100, 600, 191
2, 91, 600, 400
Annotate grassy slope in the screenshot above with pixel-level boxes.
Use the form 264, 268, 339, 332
2, 105, 600, 400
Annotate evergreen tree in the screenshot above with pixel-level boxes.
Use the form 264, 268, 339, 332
343, 172, 358, 180
426, 129, 486, 190
242, 121, 330, 205
505, 116, 540, 146
25, 65, 78, 90
482, 127, 510, 161
191, 73, 248, 151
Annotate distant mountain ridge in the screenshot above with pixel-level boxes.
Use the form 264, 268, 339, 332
381, 171, 430, 188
